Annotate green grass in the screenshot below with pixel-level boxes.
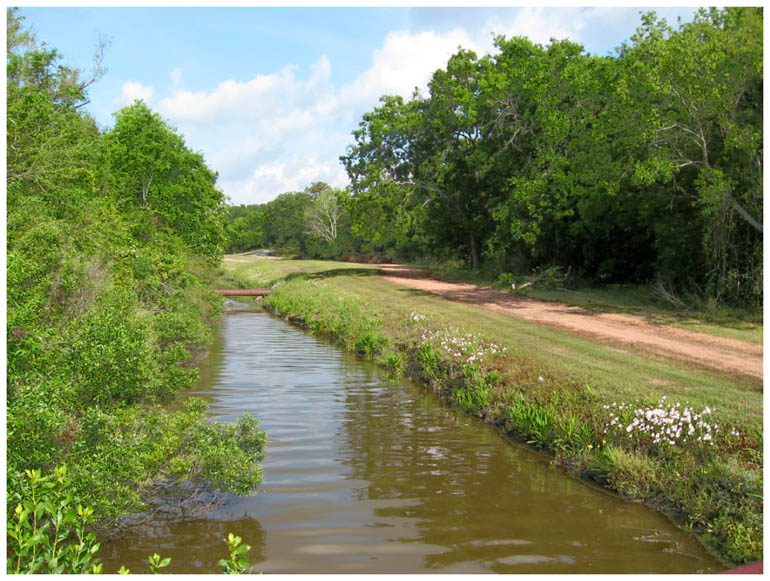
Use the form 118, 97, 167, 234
220, 255, 763, 567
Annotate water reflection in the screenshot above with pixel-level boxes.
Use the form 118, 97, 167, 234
99, 309, 721, 574
100, 516, 266, 574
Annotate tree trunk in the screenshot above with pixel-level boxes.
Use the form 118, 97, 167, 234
728, 193, 763, 233
141, 175, 153, 206
469, 231, 479, 270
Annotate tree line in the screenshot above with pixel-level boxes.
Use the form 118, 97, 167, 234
227, 8, 762, 307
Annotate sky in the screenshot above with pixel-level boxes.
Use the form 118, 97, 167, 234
15, 3, 702, 207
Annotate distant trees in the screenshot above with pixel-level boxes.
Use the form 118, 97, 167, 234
226, 204, 266, 252
226, 182, 353, 258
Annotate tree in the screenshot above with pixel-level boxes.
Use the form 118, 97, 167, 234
261, 191, 313, 253
106, 101, 226, 259
226, 205, 265, 252
414, 49, 498, 268
341, 96, 428, 258
485, 36, 650, 280
6, 8, 105, 202
619, 8, 763, 302
305, 185, 342, 243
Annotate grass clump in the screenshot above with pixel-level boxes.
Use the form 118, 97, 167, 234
594, 445, 661, 499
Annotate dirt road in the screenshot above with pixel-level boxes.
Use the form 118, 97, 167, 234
379, 265, 763, 380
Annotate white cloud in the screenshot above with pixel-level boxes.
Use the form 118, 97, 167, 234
115, 81, 154, 107
481, 7, 587, 48
157, 56, 333, 124
339, 28, 476, 107
153, 54, 343, 205
220, 156, 348, 206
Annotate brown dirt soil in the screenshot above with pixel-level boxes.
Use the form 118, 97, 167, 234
378, 265, 763, 380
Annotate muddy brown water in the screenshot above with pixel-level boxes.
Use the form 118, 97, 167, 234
99, 304, 722, 574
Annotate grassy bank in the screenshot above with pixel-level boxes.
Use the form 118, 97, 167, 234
223, 255, 762, 567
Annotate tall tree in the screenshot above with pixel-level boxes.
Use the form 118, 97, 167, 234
341, 95, 428, 258
415, 49, 496, 268
106, 101, 226, 259
305, 185, 342, 243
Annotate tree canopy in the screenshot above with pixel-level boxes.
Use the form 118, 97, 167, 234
330, 7, 763, 306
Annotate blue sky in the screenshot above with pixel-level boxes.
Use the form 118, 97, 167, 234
17, 4, 700, 206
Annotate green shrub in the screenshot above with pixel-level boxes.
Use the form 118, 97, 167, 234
384, 352, 406, 374
7, 467, 103, 574
506, 397, 557, 447
554, 415, 596, 455
417, 343, 444, 383
453, 384, 493, 413
218, 533, 253, 574
65, 289, 154, 406
353, 332, 388, 359
7, 465, 257, 574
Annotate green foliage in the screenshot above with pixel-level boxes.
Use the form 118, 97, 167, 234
226, 204, 266, 253
452, 361, 496, 412
263, 276, 387, 357
147, 553, 172, 574
61, 400, 266, 516
384, 351, 406, 375
65, 288, 153, 406
353, 332, 389, 359
7, 468, 254, 574
453, 384, 493, 414
105, 101, 226, 260
218, 533, 253, 574
506, 397, 557, 447
416, 344, 444, 383
260, 190, 314, 253
7, 467, 103, 575
8, 474, 256, 574
553, 415, 596, 455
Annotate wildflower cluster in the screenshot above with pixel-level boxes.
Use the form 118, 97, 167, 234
418, 325, 508, 364
409, 311, 427, 323
603, 397, 729, 449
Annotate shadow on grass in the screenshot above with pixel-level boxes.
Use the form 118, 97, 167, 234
284, 268, 380, 282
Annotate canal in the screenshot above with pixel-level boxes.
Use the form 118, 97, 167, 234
99, 304, 721, 573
